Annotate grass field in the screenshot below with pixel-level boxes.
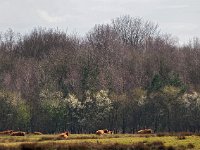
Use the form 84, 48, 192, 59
0, 133, 199, 149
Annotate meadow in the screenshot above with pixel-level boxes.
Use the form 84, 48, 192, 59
0, 133, 199, 150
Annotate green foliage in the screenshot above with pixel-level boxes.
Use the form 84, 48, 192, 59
0, 90, 30, 131
148, 72, 186, 94
149, 74, 164, 92
39, 89, 67, 132
132, 88, 147, 106
162, 86, 181, 98
80, 59, 100, 93
15, 101, 30, 130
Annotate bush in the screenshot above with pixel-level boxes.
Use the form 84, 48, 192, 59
177, 135, 186, 140
187, 143, 194, 149
147, 141, 165, 149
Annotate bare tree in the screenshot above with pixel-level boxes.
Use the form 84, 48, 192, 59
112, 15, 159, 50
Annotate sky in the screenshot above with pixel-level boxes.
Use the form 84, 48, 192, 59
0, 0, 199, 44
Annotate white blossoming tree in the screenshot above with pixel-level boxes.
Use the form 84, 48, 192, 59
64, 93, 83, 133
79, 90, 113, 133
181, 91, 200, 131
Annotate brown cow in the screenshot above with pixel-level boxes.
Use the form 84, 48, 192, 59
137, 129, 153, 134
96, 130, 104, 135
0, 130, 14, 135
96, 129, 113, 135
57, 132, 69, 139
11, 131, 25, 136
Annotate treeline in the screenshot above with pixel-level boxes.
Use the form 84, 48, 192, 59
0, 15, 200, 133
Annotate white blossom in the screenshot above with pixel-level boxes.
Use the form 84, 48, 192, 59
182, 91, 200, 108
65, 94, 82, 109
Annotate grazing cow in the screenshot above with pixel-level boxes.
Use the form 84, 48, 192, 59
0, 130, 13, 135
58, 132, 69, 139
137, 129, 153, 134
96, 130, 104, 135
96, 129, 113, 135
33, 132, 43, 135
11, 131, 25, 136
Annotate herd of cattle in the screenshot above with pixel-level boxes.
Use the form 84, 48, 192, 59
0, 130, 42, 136
95, 128, 153, 135
0, 128, 153, 138
0, 130, 69, 139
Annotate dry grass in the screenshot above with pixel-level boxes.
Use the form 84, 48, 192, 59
0, 133, 199, 149
157, 132, 194, 137
18, 141, 176, 150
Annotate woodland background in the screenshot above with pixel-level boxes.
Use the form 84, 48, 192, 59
0, 15, 200, 133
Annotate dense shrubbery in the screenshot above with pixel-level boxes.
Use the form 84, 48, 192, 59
0, 15, 200, 133
0, 90, 30, 131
